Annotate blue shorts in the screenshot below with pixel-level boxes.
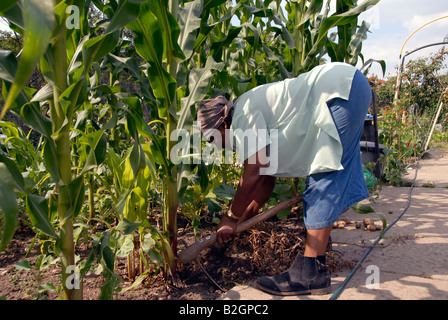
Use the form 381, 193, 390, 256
302, 70, 372, 229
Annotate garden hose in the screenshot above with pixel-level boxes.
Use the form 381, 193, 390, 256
329, 153, 422, 300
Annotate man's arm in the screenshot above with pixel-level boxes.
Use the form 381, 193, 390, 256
230, 164, 276, 221
217, 147, 276, 244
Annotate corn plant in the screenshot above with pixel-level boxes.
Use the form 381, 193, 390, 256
0, 0, 148, 299
262, 0, 382, 77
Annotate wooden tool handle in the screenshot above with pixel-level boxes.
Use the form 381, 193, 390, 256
177, 195, 303, 264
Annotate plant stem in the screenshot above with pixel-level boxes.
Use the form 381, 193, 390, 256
162, 0, 180, 281
164, 115, 179, 280
88, 175, 95, 223
52, 14, 81, 300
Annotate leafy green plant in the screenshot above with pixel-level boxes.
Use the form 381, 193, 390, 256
15, 254, 57, 299
0, 0, 146, 299
254, 0, 383, 78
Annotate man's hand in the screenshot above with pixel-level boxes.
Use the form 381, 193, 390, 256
217, 215, 237, 245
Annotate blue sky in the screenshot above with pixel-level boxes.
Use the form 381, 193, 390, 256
358, 0, 448, 77
1, 0, 447, 78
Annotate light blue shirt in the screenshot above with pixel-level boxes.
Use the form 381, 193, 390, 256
230, 62, 357, 177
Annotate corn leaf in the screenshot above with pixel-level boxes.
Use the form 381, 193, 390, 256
1, 0, 55, 120
127, 2, 176, 118
0, 2, 24, 30
0, 154, 25, 193
82, 31, 120, 78
26, 194, 58, 239
0, 51, 35, 113
0, 0, 19, 13
0, 163, 19, 251
148, 0, 185, 63
104, 0, 145, 35
178, 56, 224, 131
301, 0, 380, 71
67, 175, 86, 219
178, 0, 203, 60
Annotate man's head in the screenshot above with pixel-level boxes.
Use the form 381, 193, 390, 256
197, 95, 235, 146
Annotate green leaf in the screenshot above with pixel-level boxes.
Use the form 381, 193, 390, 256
141, 233, 155, 252
0, 0, 19, 13
42, 138, 62, 184
102, 246, 115, 271
68, 175, 85, 218
347, 21, 369, 65
1, 2, 24, 30
361, 58, 386, 77
301, 0, 380, 71
276, 208, 290, 220
129, 142, 146, 178
82, 31, 120, 77
20, 102, 53, 137
350, 203, 375, 214
115, 234, 134, 257
297, 0, 324, 28
38, 282, 56, 293
0, 51, 35, 112
59, 79, 87, 116
0, 163, 19, 251
147, 248, 164, 266
1, 0, 55, 120
116, 218, 141, 235
104, 0, 145, 35
31, 84, 54, 102
81, 130, 107, 174
26, 194, 58, 239
127, 2, 177, 117
106, 53, 155, 102
213, 184, 236, 201
376, 212, 388, 231
178, 56, 224, 131
178, 0, 203, 60
205, 198, 222, 215
15, 259, 32, 271
0, 154, 25, 192
210, 26, 241, 62
21, 102, 60, 184
148, 0, 185, 62
148, 136, 167, 166
120, 272, 149, 292
0, 50, 18, 83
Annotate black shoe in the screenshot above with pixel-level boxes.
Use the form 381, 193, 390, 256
256, 254, 331, 296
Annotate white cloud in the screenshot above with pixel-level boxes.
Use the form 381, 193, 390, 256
407, 12, 448, 32
358, 0, 448, 77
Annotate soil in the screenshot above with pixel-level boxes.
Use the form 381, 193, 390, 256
0, 209, 356, 300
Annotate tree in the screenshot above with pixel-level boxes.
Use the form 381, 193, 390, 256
401, 47, 448, 115
371, 48, 448, 116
